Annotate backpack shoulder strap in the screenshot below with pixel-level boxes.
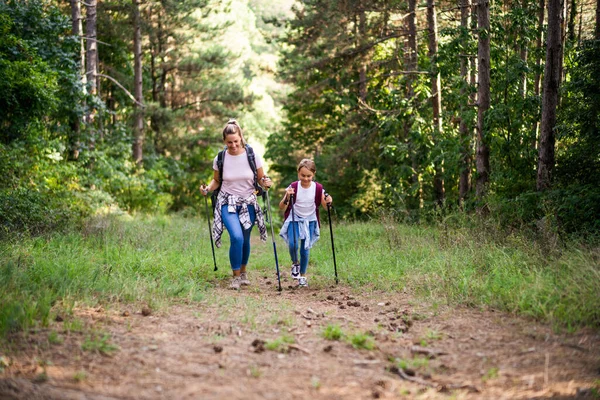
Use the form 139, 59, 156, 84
246, 145, 258, 174
245, 145, 264, 196
216, 147, 226, 188
314, 182, 323, 206
314, 182, 323, 228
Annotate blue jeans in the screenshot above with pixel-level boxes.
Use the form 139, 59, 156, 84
287, 221, 316, 275
221, 204, 256, 271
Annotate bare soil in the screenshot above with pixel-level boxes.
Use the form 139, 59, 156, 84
1, 274, 599, 400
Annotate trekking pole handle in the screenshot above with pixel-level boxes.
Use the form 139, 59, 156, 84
324, 192, 333, 210
260, 175, 272, 190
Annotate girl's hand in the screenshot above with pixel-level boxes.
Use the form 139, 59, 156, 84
325, 193, 333, 206
200, 184, 209, 196
285, 186, 295, 196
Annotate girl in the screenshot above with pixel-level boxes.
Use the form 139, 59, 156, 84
201, 120, 272, 290
278, 159, 333, 287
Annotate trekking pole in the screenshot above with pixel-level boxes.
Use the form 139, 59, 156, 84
204, 195, 218, 272
325, 193, 338, 284
290, 194, 299, 278
264, 188, 282, 292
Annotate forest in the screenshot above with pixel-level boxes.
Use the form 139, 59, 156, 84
0, 1, 599, 397
0, 0, 598, 237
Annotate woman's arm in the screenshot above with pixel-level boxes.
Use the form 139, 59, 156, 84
256, 167, 272, 190
200, 170, 220, 196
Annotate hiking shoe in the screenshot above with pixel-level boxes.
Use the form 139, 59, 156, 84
291, 263, 300, 279
229, 276, 242, 290
298, 276, 308, 287
240, 272, 250, 286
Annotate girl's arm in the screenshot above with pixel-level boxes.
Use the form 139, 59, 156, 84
321, 190, 333, 208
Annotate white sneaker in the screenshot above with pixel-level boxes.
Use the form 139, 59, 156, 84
298, 276, 308, 287
240, 272, 250, 286
291, 264, 300, 279
230, 276, 242, 290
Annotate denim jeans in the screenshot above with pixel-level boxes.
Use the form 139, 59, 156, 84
221, 204, 256, 271
287, 220, 317, 275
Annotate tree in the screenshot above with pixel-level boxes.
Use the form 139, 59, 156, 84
427, 0, 445, 206
475, 0, 491, 199
596, 0, 600, 38
406, 0, 423, 209
85, 0, 98, 147
537, 0, 564, 191
132, 0, 143, 164
69, 0, 85, 160
458, 0, 474, 204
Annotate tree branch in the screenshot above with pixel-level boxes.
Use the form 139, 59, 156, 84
79, 36, 112, 46
96, 73, 145, 107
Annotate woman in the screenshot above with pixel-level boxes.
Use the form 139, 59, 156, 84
278, 159, 332, 288
200, 120, 272, 290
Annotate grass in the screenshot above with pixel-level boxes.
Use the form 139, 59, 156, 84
348, 332, 376, 350
265, 334, 295, 353
322, 324, 344, 341
394, 356, 431, 373
81, 332, 118, 355
0, 212, 598, 340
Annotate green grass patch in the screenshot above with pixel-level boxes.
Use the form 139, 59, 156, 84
81, 332, 118, 355
347, 332, 376, 350
265, 334, 295, 353
0, 213, 598, 340
322, 323, 344, 341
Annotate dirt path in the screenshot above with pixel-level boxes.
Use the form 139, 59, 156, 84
1, 273, 599, 399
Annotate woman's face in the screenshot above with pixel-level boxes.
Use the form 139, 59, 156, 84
224, 133, 243, 155
297, 166, 314, 187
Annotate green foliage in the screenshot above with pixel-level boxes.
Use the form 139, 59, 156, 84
0, 8, 58, 142
554, 40, 600, 233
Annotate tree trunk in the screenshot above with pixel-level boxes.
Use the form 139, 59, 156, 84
459, 0, 473, 205
533, 0, 545, 147
537, 0, 563, 191
132, 0, 144, 165
85, 0, 98, 148
69, 0, 85, 160
358, 10, 367, 102
567, 0, 577, 43
519, 0, 529, 99
596, 0, 600, 39
405, 0, 423, 209
427, 0, 444, 206
475, 0, 491, 199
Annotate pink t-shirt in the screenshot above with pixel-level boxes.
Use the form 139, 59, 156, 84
213, 149, 264, 197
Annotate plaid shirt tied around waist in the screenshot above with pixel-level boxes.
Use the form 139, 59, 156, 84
212, 190, 267, 248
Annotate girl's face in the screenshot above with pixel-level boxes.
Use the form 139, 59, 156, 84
224, 133, 243, 155
298, 166, 314, 188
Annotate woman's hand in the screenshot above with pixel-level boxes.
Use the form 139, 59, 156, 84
261, 176, 273, 190
200, 184, 209, 196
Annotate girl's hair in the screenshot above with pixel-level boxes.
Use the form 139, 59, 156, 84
297, 158, 316, 174
222, 119, 246, 146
